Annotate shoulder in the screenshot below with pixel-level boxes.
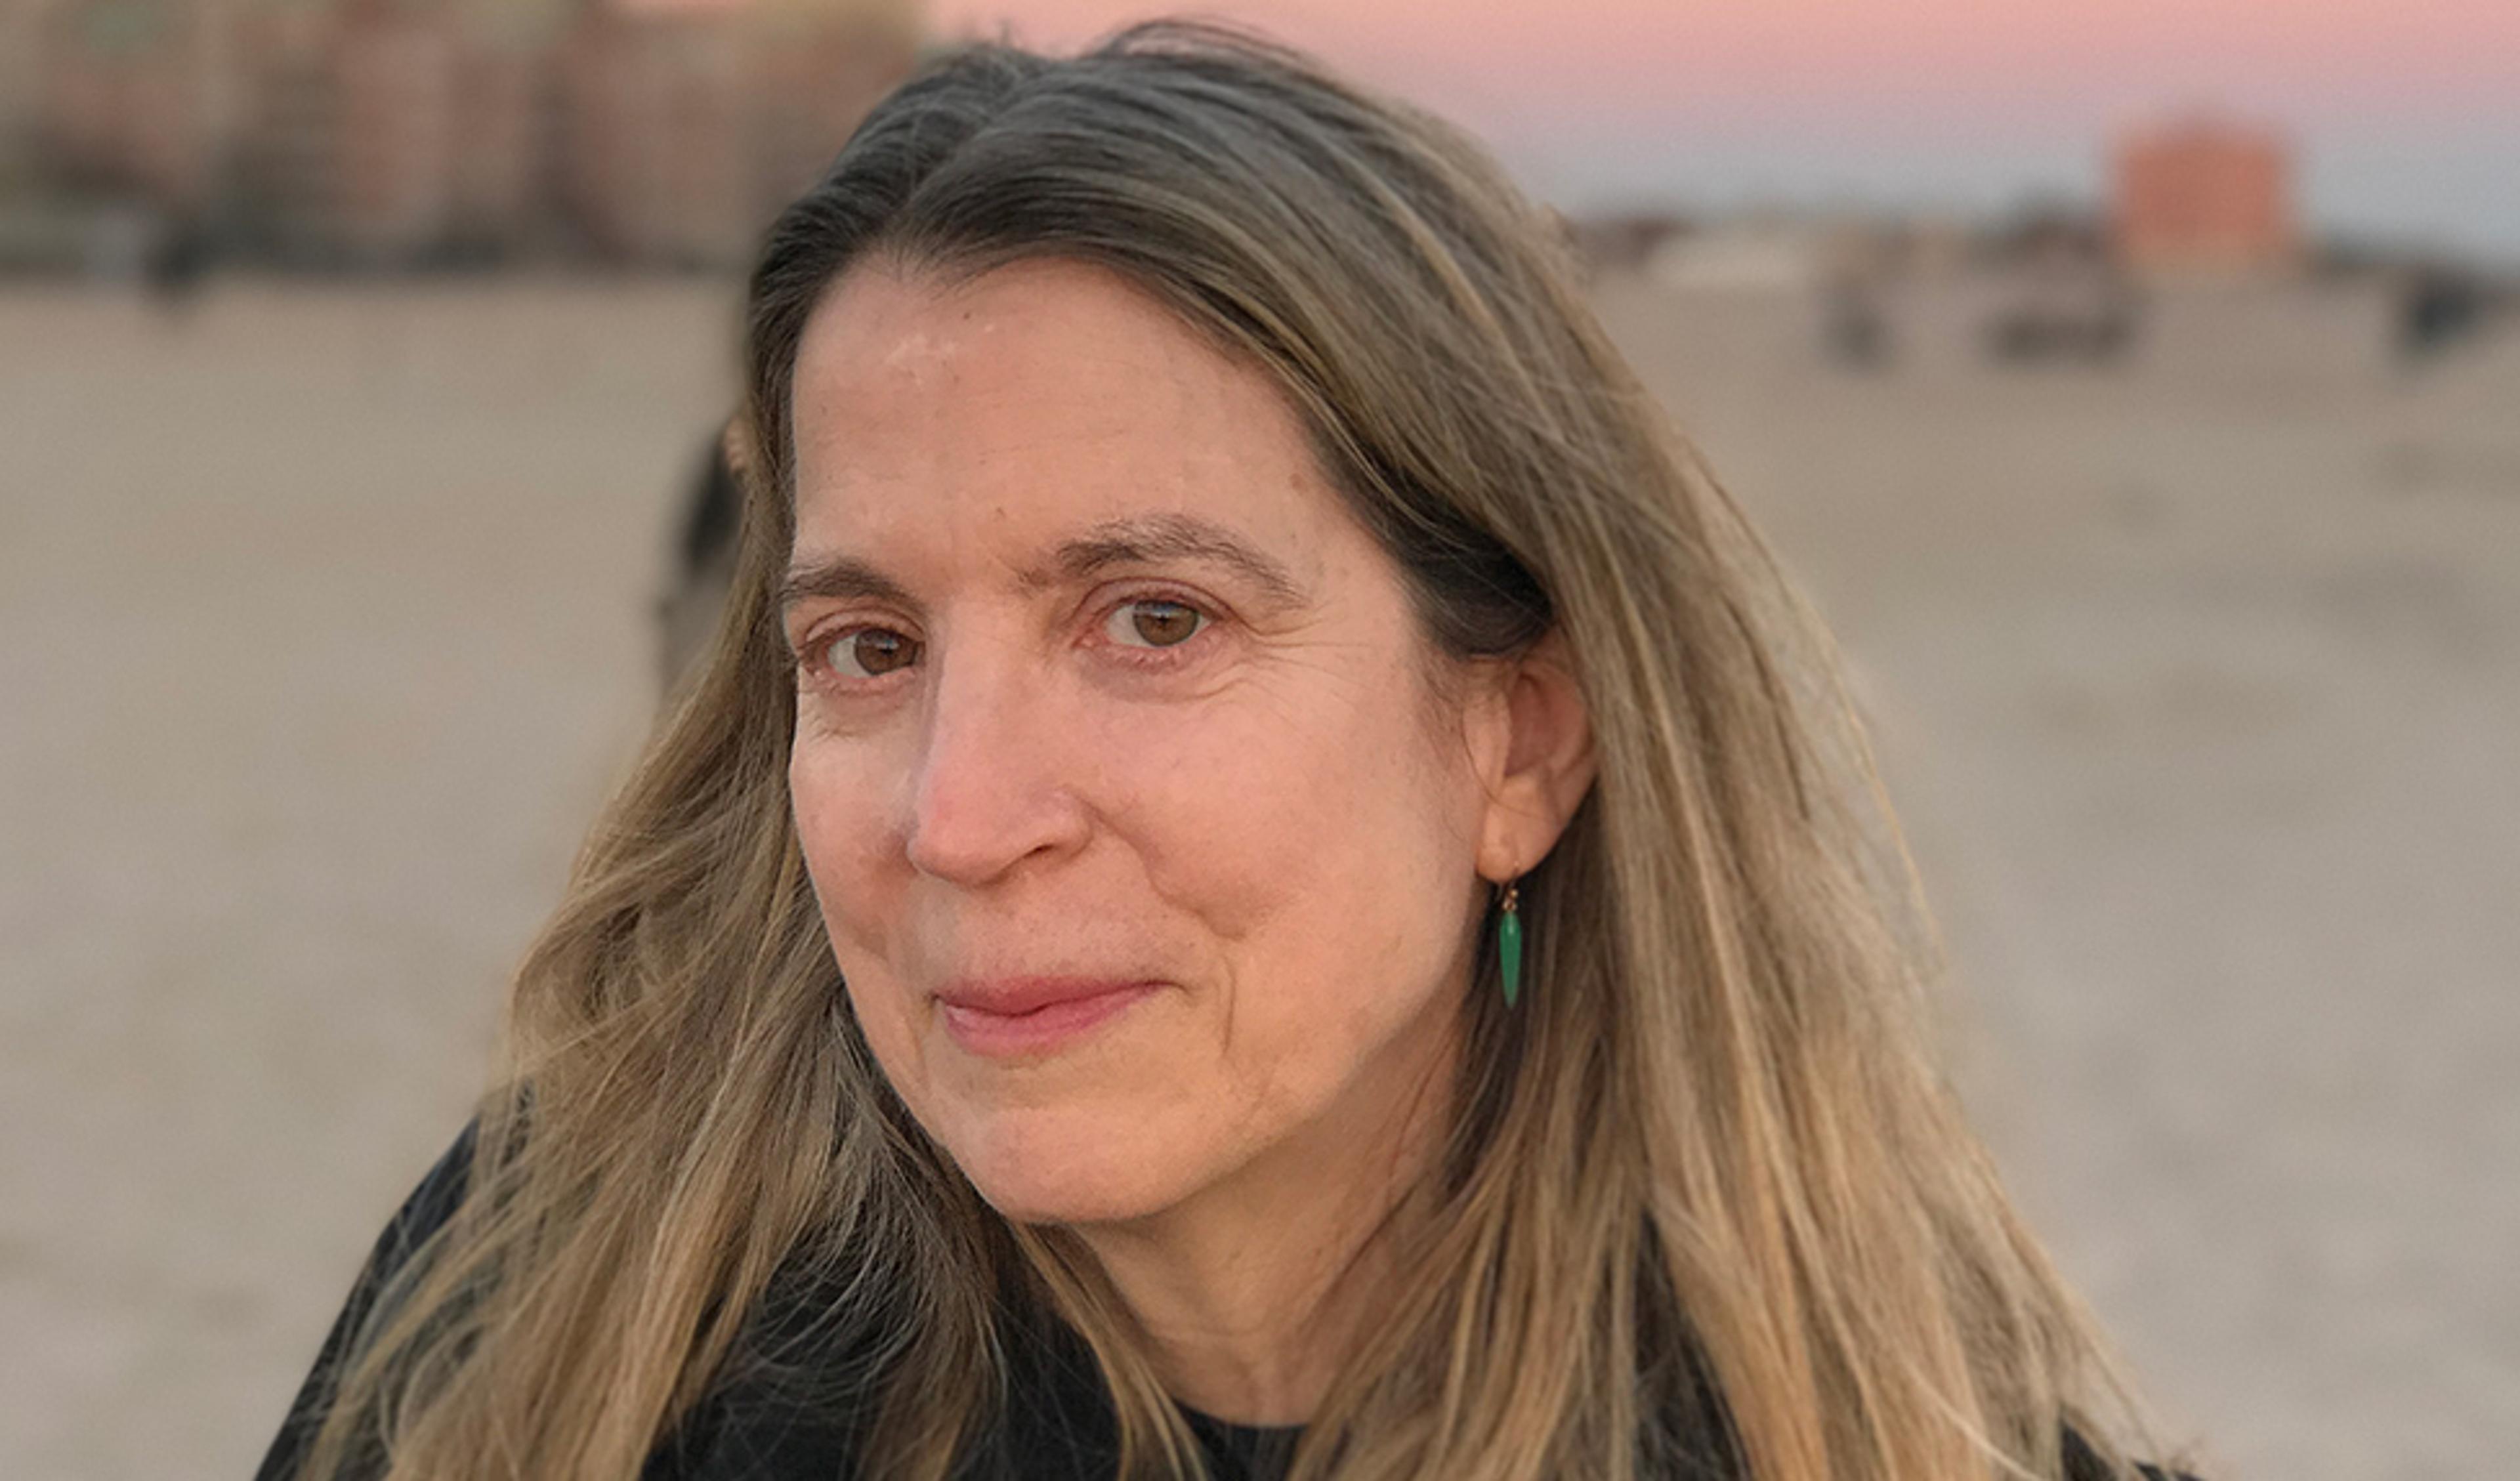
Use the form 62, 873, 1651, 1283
371, 1120, 478, 1266
2064, 1424, 2204, 1481
326, 1117, 481, 1322
315, 1114, 484, 1340
253, 1120, 482, 1481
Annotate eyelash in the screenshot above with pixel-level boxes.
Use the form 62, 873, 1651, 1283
795, 591, 1216, 693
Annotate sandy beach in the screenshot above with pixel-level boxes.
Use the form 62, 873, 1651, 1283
2, 275, 2512, 1480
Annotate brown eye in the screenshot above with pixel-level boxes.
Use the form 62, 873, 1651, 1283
821, 627, 920, 680
1108, 598, 1205, 650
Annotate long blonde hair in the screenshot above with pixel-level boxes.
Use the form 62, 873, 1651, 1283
303, 21, 2165, 1481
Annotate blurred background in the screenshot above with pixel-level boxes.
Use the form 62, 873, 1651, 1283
1, 1, 2513, 1478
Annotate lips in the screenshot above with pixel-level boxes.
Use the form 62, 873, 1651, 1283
933, 976, 1160, 1058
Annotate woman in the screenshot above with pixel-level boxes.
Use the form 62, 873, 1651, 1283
260, 22, 2185, 1481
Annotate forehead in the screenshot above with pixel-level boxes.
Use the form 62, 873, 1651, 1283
787, 257, 1337, 568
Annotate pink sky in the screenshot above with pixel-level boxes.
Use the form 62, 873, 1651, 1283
930, 0, 2517, 115
925, 0, 2520, 253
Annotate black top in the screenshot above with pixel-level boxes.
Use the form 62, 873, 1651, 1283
255, 1127, 1332, 1481
255, 1128, 2160, 1481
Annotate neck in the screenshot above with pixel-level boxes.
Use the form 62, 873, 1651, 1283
1068, 1009, 1461, 1427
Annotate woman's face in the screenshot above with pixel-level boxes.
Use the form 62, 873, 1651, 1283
782, 257, 1503, 1226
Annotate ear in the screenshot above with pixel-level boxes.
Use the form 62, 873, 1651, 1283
1467, 626, 1597, 883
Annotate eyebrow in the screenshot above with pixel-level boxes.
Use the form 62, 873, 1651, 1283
778, 512, 1306, 615
776, 553, 915, 614
1028, 512, 1306, 607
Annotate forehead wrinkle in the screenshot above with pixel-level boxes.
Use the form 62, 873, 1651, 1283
791, 264, 1326, 616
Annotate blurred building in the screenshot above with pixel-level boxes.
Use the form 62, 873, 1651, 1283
30, 0, 242, 208
558, 3, 753, 266
8, 0, 919, 268
2112, 117, 2298, 278
1, 1, 56, 188
560, 0, 917, 268
332, 3, 463, 258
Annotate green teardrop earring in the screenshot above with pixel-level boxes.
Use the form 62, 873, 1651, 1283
1496, 877, 1524, 1009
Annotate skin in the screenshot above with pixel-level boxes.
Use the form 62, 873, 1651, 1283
782, 256, 1595, 1423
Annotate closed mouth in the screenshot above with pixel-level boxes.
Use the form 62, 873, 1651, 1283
934, 978, 1161, 1057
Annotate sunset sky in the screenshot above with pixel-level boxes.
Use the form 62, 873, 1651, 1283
929, 0, 2520, 259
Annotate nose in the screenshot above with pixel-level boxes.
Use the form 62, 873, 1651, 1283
900, 637, 1091, 888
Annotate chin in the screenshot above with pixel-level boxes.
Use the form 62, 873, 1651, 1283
945, 1102, 1204, 1228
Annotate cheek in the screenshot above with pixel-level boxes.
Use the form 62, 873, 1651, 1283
789, 739, 891, 949
789, 740, 929, 1088
1117, 661, 1477, 1069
